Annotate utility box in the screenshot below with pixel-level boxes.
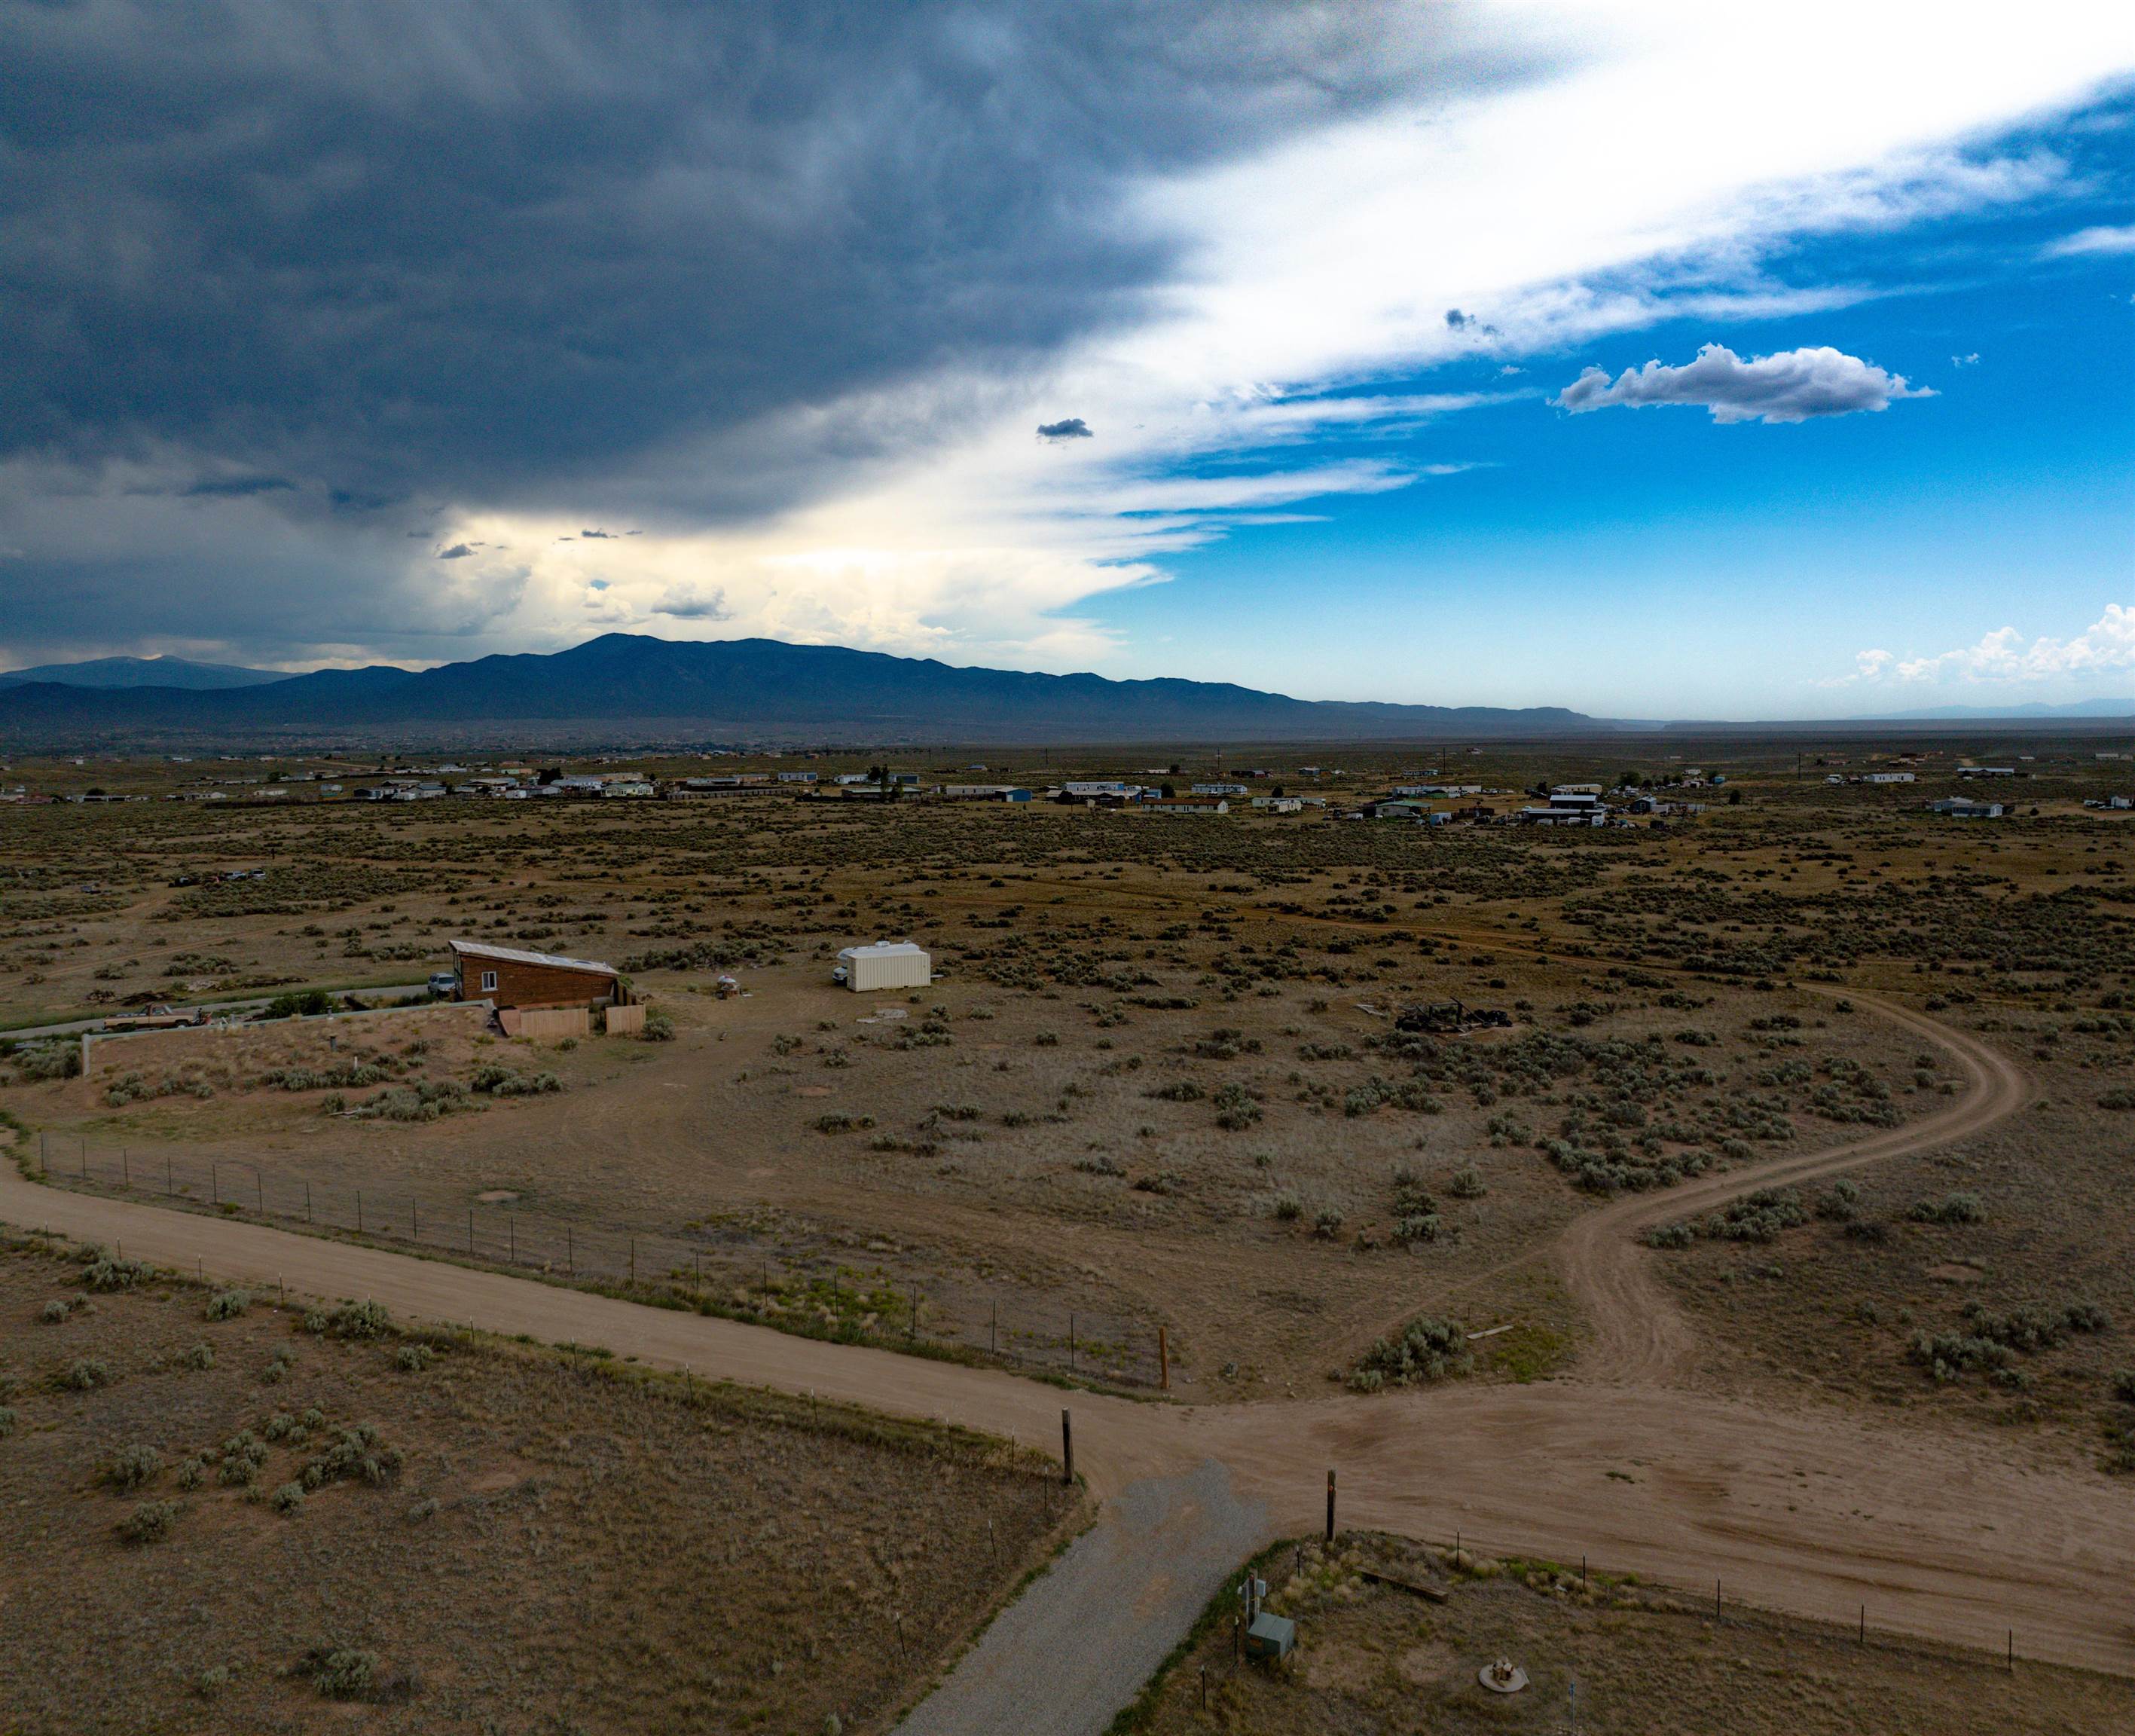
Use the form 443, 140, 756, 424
835, 941, 932, 992
1245, 1612, 1296, 1661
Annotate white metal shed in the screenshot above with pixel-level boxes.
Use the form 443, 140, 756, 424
836, 940, 932, 992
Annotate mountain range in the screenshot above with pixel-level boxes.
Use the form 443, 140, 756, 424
1871, 698, 2135, 720
0, 634, 1599, 744
0, 654, 291, 691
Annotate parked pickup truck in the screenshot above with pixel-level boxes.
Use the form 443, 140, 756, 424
101, 1004, 209, 1032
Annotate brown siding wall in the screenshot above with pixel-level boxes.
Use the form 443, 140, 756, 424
457, 955, 615, 1009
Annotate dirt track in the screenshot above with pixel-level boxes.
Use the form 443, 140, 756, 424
7, 992, 2127, 1701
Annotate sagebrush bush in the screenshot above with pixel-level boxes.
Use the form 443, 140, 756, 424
394, 1344, 434, 1372
301, 1422, 403, 1490
39, 1300, 71, 1324
307, 1646, 377, 1701
179, 1342, 215, 1371
103, 1444, 161, 1492
1446, 1164, 1486, 1200
115, 1499, 177, 1545
272, 1481, 306, 1514
1351, 1316, 1473, 1390
0, 1406, 17, 1439
60, 1358, 111, 1391
1909, 1191, 1986, 1227
640, 1009, 675, 1041
81, 1256, 152, 1293
218, 1431, 267, 1487
313, 1299, 391, 1340
203, 1289, 249, 1321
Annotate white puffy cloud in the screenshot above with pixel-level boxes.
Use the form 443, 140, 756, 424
1834, 606, 2135, 686
1554, 344, 1933, 423
2045, 222, 2135, 257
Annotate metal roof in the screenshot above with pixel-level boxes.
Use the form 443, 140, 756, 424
450, 939, 617, 975
836, 941, 927, 958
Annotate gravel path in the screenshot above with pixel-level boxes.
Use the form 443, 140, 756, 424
896, 1461, 1266, 1736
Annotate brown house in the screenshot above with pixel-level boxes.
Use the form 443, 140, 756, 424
451, 940, 619, 1010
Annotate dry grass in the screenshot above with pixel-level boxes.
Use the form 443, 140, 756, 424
1124, 1532, 2135, 1735
3, 741, 2130, 1417
0, 1234, 1068, 1735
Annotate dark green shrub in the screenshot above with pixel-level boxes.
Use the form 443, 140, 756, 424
1909, 1192, 1986, 1227
60, 1358, 110, 1391
82, 1255, 151, 1292
307, 1646, 377, 1701
1213, 1082, 1261, 1129
315, 1299, 390, 1340
1351, 1316, 1473, 1390
204, 1289, 249, 1321
301, 1422, 402, 1490
103, 1444, 160, 1491
115, 1499, 177, 1545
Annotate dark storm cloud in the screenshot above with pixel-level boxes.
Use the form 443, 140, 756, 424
181, 475, 296, 497
0, 2, 1549, 665
1037, 417, 1094, 439
0, 1, 1523, 515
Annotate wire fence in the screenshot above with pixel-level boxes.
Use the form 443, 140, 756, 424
1239, 1507, 2042, 1688
28, 1129, 1164, 1389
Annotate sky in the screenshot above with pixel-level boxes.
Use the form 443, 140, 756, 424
0, 1, 2131, 720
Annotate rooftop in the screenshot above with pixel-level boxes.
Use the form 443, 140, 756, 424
450, 939, 618, 975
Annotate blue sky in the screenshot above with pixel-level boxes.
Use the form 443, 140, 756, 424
1104, 189, 2135, 716
0, 4, 2130, 720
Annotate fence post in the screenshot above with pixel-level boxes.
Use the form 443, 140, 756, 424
1060, 1409, 1074, 1485
1325, 1469, 1336, 1543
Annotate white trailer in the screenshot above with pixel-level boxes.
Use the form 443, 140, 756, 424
835, 941, 932, 992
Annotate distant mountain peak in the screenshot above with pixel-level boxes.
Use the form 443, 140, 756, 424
0, 633, 1603, 744
0, 654, 291, 691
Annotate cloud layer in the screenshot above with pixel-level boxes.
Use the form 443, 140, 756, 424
1555, 344, 1933, 424
1837, 605, 2135, 687
0, 2, 2130, 689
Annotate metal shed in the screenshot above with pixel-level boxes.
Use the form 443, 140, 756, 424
835, 940, 932, 992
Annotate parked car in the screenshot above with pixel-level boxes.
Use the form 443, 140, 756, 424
428, 971, 457, 999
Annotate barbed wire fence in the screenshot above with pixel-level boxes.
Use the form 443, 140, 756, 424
26, 1129, 1162, 1389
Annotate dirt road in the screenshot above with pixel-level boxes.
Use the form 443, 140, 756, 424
1554, 987, 2033, 1386
5, 995, 2122, 1720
